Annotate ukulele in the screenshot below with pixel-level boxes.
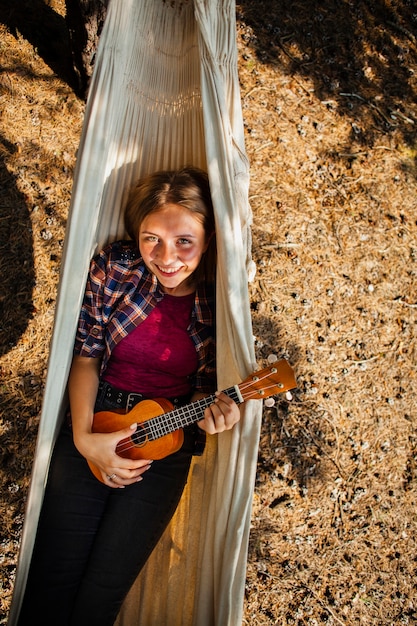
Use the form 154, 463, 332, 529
89, 359, 296, 482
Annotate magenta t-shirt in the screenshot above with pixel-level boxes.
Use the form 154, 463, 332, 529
103, 292, 197, 399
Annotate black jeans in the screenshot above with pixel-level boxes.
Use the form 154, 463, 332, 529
17, 391, 195, 626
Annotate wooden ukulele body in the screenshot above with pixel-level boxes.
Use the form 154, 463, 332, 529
88, 398, 183, 482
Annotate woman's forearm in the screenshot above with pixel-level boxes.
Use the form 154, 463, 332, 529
68, 355, 101, 445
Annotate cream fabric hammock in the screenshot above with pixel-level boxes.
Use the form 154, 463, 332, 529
8, 1, 262, 624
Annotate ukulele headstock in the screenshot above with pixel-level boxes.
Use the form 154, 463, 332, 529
239, 359, 296, 402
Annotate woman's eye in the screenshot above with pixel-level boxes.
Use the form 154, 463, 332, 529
177, 238, 191, 245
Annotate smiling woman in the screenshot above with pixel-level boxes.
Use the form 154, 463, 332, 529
15, 167, 241, 626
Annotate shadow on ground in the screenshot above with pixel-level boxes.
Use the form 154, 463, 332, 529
237, 0, 417, 150
0, 0, 77, 92
0, 140, 35, 356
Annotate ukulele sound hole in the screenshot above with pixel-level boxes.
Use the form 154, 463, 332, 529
131, 425, 148, 447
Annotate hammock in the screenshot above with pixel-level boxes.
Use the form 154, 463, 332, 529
8, 1, 262, 624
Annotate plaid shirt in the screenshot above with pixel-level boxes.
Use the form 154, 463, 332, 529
74, 240, 216, 393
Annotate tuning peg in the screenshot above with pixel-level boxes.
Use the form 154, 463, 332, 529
286, 391, 293, 401
267, 354, 278, 364
264, 397, 275, 407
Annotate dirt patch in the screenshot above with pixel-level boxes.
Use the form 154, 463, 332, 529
1, 1, 417, 624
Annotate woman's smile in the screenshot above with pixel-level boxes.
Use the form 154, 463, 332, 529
156, 265, 183, 274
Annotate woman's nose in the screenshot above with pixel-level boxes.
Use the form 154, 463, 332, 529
157, 241, 176, 264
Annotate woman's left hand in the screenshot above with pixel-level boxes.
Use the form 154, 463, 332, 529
197, 391, 240, 434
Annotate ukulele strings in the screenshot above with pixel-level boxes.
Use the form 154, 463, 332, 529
240, 382, 282, 400
116, 370, 285, 455
115, 413, 180, 454
238, 369, 284, 401
115, 397, 213, 455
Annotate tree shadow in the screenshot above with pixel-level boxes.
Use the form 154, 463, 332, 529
0, 138, 35, 356
0, 0, 78, 94
237, 0, 417, 151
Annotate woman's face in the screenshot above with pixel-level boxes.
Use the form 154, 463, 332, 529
138, 203, 208, 296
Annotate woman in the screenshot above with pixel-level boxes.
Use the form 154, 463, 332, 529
18, 167, 240, 626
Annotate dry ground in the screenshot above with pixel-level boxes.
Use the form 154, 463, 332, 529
1, 1, 417, 624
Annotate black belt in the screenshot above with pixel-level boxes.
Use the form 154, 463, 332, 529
97, 380, 191, 412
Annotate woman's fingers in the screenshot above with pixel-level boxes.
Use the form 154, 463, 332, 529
197, 392, 240, 434
102, 460, 153, 488
95, 424, 154, 487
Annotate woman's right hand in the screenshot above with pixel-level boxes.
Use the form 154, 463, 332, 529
74, 423, 153, 488
68, 356, 152, 488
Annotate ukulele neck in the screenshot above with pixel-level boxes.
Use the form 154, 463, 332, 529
147, 385, 243, 440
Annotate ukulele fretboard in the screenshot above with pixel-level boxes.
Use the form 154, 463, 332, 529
134, 386, 242, 443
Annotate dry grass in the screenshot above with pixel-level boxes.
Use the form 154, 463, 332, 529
1, 1, 417, 624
